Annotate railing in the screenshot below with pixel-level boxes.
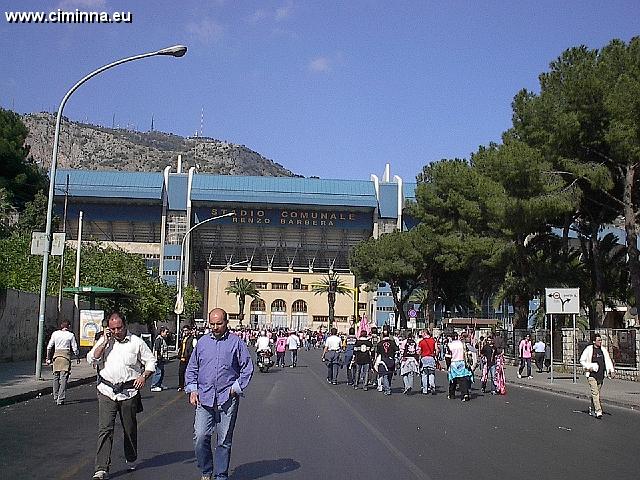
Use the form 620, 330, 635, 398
575, 329, 637, 368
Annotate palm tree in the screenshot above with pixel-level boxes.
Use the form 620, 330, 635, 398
312, 273, 352, 330
225, 277, 260, 327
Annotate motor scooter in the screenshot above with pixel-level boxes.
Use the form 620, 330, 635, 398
257, 349, 273, 373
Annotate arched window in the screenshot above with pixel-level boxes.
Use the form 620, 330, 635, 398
271, 299, 287, 312
250, 298, 266, 312
292, 299, 307, 313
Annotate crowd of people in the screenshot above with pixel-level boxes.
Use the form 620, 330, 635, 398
229, 323, 512, 402
40, 312, 616, 479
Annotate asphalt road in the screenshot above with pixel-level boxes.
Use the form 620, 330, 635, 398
1, 349, 638, 480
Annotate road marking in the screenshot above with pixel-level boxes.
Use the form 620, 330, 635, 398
60, 392, 184, 479
308, 367, 432, 480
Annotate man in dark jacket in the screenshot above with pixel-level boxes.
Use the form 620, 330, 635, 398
178, 326, 196, 391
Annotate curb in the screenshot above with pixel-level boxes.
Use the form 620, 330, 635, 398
508, 378, 640, 413
0, 374, 97, 408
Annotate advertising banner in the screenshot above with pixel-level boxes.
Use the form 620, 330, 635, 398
80, 309, 104, 347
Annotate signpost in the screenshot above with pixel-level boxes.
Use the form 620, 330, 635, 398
545, 288, 580, 384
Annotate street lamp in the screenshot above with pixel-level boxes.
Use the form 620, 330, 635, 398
174, 212, 235, 350
35, 45, 188, 379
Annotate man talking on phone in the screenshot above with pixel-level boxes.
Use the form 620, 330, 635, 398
87, 312, 156, 480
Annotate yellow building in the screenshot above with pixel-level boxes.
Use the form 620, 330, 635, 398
206, 270, 358, 331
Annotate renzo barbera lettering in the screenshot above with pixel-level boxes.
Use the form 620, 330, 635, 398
209, 208, 358, 227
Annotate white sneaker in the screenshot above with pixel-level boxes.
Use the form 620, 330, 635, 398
528, 376, 533, 379
517, 374, 522, 378
92, 471, 109, 480
126, 460, 137, 470
150, 387, 162, 392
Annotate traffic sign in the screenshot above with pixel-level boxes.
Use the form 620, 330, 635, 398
31, 232, 65, 256
408, 309, 417, 318
545, 288, 580, 314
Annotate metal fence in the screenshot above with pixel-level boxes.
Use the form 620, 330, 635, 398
494, 329, 563, 362
575, 329, 637, 368
494, 328, 637, 369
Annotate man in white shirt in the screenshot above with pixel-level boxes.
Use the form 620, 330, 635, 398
255, 331, 271, 353
533, 338, 546, 373
287, 331, 301, 367
323, 328, 342, 384
46, 319, 79, 406
87, 313, 156, 480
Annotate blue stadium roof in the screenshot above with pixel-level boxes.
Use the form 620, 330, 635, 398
54, 169, 164, 200
191, 175, 378, 208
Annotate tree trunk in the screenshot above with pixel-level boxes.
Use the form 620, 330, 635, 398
238, 296, 245, 327
328, 292, 335, 330
513, 294, 529, 329
624, 164, 640, 308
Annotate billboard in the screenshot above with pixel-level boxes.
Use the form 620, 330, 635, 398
80, 310, 104, 347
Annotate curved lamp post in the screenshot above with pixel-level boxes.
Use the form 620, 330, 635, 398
174, 212, 235, 350
35, 45, 188, 379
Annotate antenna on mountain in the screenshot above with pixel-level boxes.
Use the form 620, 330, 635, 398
112, 114, 115, 129
200, 107, 204, 137
150, 114, 155, 132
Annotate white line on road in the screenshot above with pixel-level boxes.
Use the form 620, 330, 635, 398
308, 367, 433, 480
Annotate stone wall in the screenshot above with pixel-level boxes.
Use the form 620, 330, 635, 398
561, 327, 640, 382
0, 289, 86, 362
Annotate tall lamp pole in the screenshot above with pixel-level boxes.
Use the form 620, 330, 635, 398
35, 45, 188, 379
174, 212, 235, 350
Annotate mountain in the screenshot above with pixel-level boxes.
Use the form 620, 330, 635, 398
21, 112, 297, 177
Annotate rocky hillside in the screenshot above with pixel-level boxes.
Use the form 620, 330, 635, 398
22, 112, 297, 176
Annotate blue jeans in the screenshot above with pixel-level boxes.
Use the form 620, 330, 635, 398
290, 349, 298, 366
355, 363, 369, 387
194, 396, 239, 479
151, 362, 165, 388
483, 364, 497, 392
420, 356, 436, 393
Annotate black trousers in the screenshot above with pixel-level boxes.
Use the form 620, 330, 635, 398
178, 360, 188, 388
449, 376, 471, 398
95, 392, 138, 472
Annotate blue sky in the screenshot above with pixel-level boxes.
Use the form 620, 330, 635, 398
1, 1, 638, 182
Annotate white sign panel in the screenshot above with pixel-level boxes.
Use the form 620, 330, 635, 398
545, 288, 580, 314
30, 232, 65, 256
80, 309, 104, 347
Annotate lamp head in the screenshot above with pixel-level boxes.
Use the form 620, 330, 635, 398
157, 45, 188, 57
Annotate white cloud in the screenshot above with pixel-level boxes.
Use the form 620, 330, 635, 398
57, 0, 107, 9
309, 56, 331, 73
275, 2, 294, 21
248, 2, 294, 24
247, 8, 268, 24
187, 18, 225, 45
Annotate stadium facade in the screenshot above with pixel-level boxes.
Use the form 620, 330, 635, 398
54, 163, 416, 330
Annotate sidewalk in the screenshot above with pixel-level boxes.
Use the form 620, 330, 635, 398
0, 359, 97, 407
0, 351, 179, 407
502, 363, 640, 412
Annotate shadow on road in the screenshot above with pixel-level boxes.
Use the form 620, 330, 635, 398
109, 450, 196, 477
230, 458, 301, 479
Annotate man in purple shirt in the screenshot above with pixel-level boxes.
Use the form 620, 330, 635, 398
185, 308, 254, 480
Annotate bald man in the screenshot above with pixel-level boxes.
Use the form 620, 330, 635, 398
185, 308, 254, 480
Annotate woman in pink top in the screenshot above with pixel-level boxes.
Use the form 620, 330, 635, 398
275, 331, 288, 368
518, 334, 533, 378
